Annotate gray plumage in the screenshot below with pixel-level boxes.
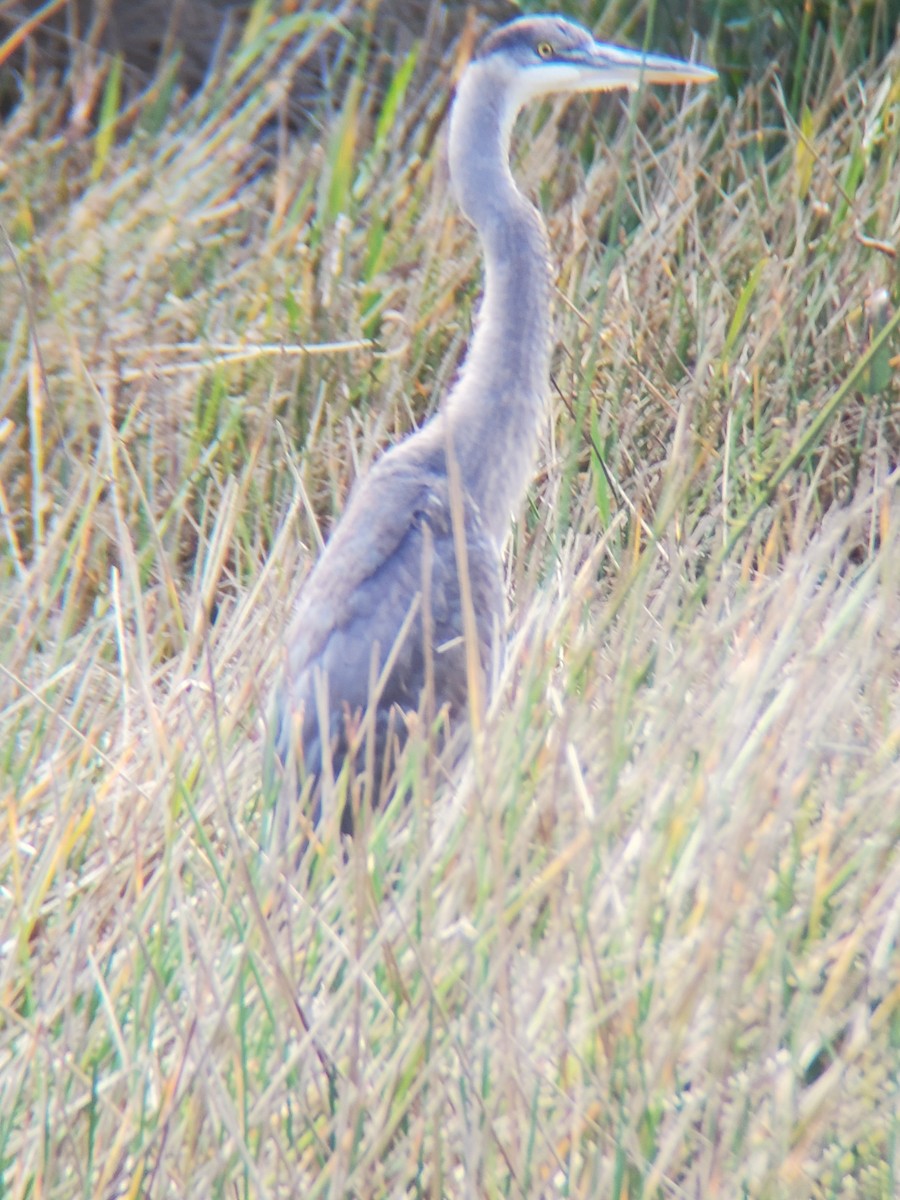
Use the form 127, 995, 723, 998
270, 16, 715, 837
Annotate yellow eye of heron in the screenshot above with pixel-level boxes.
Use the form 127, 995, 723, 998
536, 41, 554, 60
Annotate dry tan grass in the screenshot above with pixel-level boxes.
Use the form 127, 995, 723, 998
1, 6, 898, 1198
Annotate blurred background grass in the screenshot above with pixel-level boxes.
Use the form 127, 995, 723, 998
0, 2, 898, 1197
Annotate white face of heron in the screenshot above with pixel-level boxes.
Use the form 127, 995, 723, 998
506, 61, 585, 108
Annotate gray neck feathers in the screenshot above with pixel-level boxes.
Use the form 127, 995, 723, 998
442, 61, 553, 547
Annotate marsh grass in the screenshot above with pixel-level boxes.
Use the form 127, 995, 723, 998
1, 3, 898, 1197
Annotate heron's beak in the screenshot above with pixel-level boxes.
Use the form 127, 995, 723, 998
571, 42, 717, 92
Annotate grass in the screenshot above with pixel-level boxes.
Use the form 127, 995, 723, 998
1, 2, 899, 1196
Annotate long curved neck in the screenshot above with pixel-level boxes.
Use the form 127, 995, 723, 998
442, 62, 553, 546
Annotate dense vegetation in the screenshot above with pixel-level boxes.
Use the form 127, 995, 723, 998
1, 1, 898, 1195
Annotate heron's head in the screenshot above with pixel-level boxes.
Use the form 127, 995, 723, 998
475, 14, 716, 109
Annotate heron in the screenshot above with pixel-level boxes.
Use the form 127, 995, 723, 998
270, 14, 715, 840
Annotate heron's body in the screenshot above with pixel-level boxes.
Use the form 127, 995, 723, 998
275, 426, 504, 834
271, 16, 714, 837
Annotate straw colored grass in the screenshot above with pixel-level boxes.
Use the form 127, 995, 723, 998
1, 7, 898, 1198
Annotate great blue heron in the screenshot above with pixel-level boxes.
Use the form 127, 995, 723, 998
270, 15, 715, 840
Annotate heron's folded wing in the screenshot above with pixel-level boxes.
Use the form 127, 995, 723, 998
275, 461, 503, 770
